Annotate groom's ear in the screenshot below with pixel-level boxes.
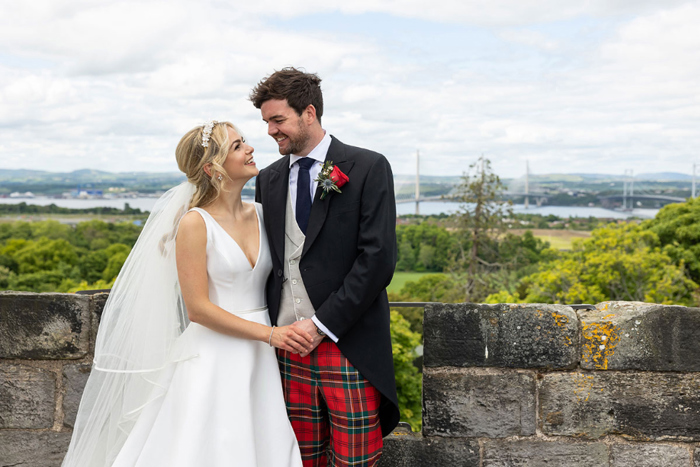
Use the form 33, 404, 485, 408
302, 104, 317, 125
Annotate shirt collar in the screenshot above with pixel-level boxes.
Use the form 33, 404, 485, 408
289, 131, 332, 168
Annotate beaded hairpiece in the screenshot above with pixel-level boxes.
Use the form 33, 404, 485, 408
201, 120, 217, 148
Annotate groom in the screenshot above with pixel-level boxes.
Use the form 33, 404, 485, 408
251, 68, 399, 466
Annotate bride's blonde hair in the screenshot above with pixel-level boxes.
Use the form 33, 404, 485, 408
175, 121, 239, 209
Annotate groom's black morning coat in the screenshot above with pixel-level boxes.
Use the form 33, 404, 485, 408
255, 136, 400, 436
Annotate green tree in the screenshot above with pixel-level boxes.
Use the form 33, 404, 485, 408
0, 265, 10, 288
511, 223, 697, 306
101, 245, 131, 282
417, 244, 436, 271
0, 219, 142, 293
390, 274, 463, 334
7, 269, 67, 292
643, 197, 700, 285
30, 220, 72, 241
396, 223, 457, 272
451, 156, 512, 301
390, 310, 422, 431
80, 250, 110, 283
10, 238, 79, 274
396, 240, 416, 271
0, 222, 32, 241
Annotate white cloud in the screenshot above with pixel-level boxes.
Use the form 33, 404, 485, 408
0, 1, 699, 178
231, 0, 691, 26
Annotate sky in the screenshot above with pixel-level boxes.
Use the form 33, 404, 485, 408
0, 0, 699, 179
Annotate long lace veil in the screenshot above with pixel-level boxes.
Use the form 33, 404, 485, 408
62, 181, 197, 466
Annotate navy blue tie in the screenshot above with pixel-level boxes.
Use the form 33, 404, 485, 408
295, 157, 315, 235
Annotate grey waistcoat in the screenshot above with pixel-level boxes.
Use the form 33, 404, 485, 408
277, 189, 316, 326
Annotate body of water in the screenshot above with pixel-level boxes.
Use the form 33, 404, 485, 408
396, 201, 659, 219
0, 197, 660, 219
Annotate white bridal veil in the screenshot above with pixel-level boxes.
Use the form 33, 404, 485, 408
62, 182, 197, 467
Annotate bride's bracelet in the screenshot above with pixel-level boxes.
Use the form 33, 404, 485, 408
268, 326, 276, 347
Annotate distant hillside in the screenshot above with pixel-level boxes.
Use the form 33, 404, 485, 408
394, 172, 692, 184
635, 172, 692, 181
0, 168, 692, 197
0, 169, 187, 196
0, 168, 185, 183
505, 172, 692, 183
394, 174, 461, 184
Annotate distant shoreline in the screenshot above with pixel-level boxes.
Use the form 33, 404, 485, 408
0, 197, 660, 220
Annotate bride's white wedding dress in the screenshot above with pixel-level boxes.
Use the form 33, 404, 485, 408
112, 204, 302, 467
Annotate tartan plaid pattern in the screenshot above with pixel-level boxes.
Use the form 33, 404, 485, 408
278, 341, 383, 467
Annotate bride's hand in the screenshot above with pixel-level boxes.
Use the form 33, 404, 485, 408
269, 325, 314, 354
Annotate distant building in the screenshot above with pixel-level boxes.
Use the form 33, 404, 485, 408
69, 185, 104, 198
9, 191, 35, 198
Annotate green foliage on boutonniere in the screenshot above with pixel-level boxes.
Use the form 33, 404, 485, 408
315, 160, 349, 200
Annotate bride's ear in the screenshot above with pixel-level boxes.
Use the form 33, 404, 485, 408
203, 163, 213, 178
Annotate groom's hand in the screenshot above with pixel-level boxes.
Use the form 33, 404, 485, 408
291, 319, 324, 357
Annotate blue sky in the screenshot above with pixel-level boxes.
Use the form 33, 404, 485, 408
0, 1, 698, 178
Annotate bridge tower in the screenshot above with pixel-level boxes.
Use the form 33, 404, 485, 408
622, 169, 634, 211
524, 160, 530, 209
630, 170, 634, 207
415, 150, 420, 215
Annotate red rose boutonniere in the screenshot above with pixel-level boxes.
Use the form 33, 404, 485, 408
315, 160, 349, 200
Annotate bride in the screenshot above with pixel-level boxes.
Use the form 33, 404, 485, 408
62, 121, 310, 466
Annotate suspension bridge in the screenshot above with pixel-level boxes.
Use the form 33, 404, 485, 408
394, 153, 696, 214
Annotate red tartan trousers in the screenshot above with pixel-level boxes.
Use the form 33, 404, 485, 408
277, 341, 383, 467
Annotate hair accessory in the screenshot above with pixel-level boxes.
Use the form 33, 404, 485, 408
201, 120, 217, 148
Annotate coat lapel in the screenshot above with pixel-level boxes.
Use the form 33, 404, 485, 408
266, 156, 290, 265
302, 137, 355, 257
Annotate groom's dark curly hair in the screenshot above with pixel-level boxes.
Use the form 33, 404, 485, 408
249, 67, 324, 124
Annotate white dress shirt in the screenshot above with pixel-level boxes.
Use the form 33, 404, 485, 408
288, 131, 332, 218
288, 131, 338, 342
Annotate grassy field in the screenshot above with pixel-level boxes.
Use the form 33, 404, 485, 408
388, 271, 433, 294
510, 229, 591, 250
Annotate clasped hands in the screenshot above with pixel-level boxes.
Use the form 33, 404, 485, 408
269, 318, 324, 357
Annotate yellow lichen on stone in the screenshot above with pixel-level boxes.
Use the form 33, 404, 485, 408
551, 312, 569, 327
581, 320, 621, 370
572, 373, 595, 402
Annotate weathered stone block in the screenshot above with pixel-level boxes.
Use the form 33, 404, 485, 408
540, 372, 700, 440
0, 291, 90, 359
424, 303, 579, 369
0, 431, 71, 467
423, 368, 536, 438
483, 440, 609, 467
63, 363, 91, 428
380, 429, 479, 467
0, 364, 55, 429
89, 292, 109, 352
610, 444, 690, 467
579, 301, 700, 371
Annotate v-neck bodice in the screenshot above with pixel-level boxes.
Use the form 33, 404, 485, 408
187, 204, 272, 312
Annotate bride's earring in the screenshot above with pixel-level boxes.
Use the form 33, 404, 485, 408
217, 174, 223, 181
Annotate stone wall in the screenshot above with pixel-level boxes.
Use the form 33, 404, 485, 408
0, 292, 106, 466
1, 293, 699, 466
381, 302, 700, 466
